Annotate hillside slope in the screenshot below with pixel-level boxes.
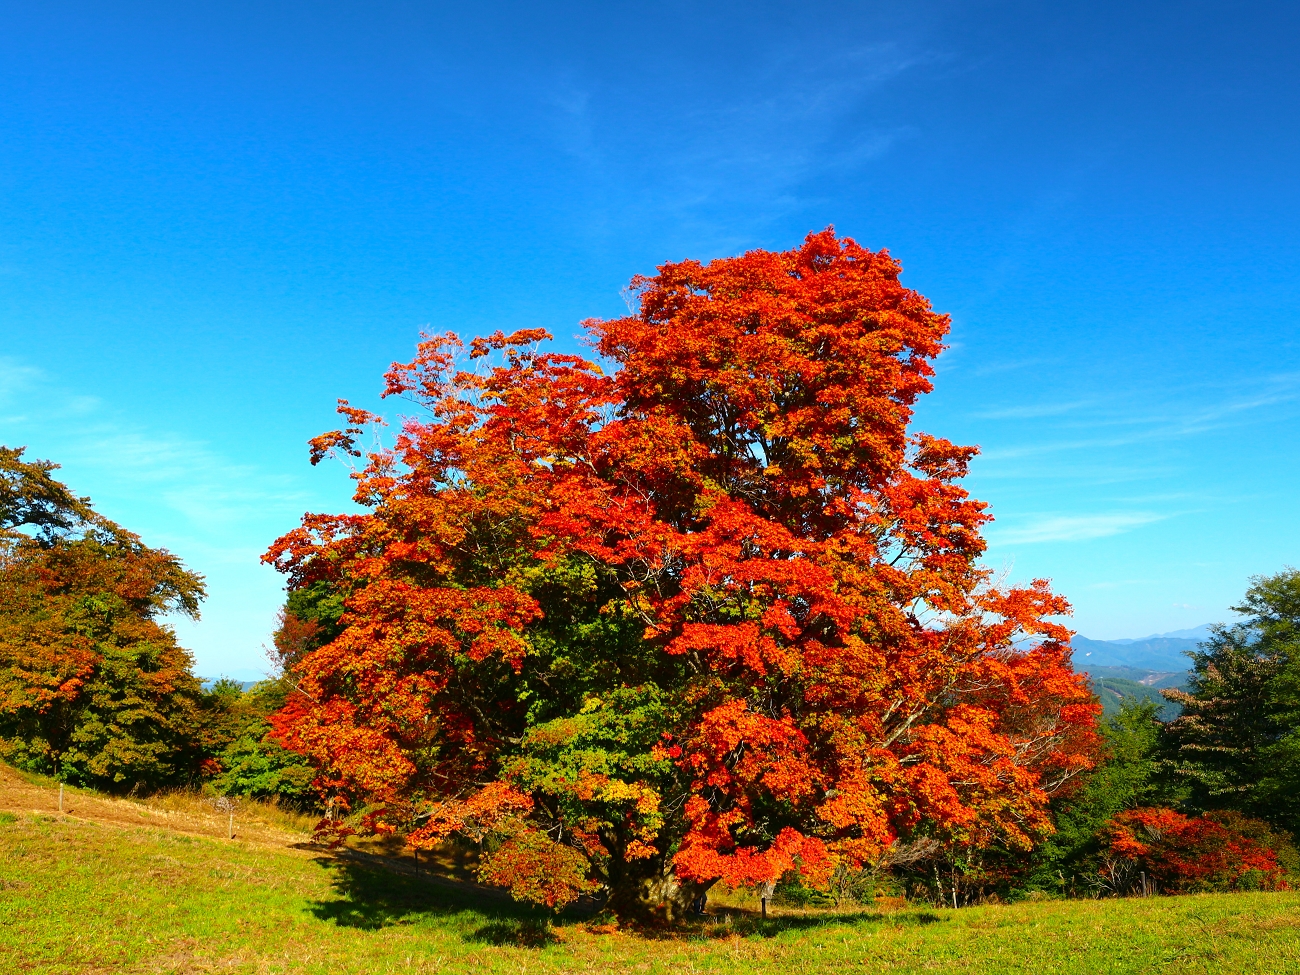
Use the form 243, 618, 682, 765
2, 766, 1299, 973
1081, 666, 1189, 720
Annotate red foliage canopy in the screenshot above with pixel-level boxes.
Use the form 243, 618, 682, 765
1103, 807, 1290, 893
266, 230, 1100, 911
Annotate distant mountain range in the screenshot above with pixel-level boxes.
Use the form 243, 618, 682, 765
1070, 624, 1216, 719
1102, 624, 1216, 645
1071, 634, 1204, 672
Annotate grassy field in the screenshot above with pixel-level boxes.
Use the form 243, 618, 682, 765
1, 768, 1298, 974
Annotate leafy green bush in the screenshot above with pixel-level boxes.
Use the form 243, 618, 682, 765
772, 875, 834, 907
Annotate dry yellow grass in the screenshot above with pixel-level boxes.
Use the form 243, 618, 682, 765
0, 764, 317, 846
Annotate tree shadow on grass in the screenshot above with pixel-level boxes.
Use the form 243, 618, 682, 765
306, 853, 946, 949
467, 919, 561, 947
672, 908, 945, 941
306, 855, 564, 947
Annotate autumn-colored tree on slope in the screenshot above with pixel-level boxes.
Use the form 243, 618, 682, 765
0, 447, 208, 790
267, 230, 1100, 915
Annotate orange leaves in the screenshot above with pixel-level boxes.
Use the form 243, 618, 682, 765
477, 828, 600, 909
893, 710, 1053, 851
678, 700, 821, 816
1103, 808, 1291, 893
813, 768, 893, 850
668, 623, 785, 676
592, 229, 950, 509
675, 823, 832, 889
307, 400, 386, 466
410, 781, 534, 847
910, 433, 980, 482
264, 229, 1104, 912
978, 579, 1073, 646
406, 781, 598, 910
467, 328, 554, 359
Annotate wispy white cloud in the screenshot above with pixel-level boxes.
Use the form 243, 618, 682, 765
544, 81, 598, 164
987, 511, 1166, 546
0, 355, 323, 673
972, 462, 1183, 484
969, 356, 1059, 377
0, 358, 105, 428
58, 426, 311, 530
0, 357, 43, 406
540, 40, 933, 246
1085, 578, 1155, 590
974, 399, 1095, 420
978, 371, 1300, 465
3, 363, 316, 540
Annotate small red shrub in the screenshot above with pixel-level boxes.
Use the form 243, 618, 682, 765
1102, 807, 1289, 894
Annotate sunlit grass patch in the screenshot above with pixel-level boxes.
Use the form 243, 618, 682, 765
1, 769, 1299, 974
1, 809, 1298, 974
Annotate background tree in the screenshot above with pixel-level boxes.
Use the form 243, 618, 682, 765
0, 446, 208, 791
1, 445, 95, 541
201, 677, 316, 804
1163, 569, 1300, 834
266, 230, 1100, 915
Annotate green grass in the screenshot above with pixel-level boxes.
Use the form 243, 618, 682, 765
2, 811, 1299, 974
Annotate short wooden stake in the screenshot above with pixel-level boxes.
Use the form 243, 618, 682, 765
228, 812, 234, 840
414, 848, 420, 875
761, 895, 767, 920
59, 783, 64, 814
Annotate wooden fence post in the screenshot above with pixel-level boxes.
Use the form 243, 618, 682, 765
760, 878, 776, 920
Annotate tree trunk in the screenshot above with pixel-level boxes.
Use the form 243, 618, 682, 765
603, 853, 715, 922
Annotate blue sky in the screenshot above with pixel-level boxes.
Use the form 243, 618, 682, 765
1, 1, 1297, 679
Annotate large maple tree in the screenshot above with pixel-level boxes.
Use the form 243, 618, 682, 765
267, 230, 1099, 914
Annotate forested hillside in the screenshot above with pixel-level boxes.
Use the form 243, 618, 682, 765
1071, 634, 1202, 719
1084, 666, 1188, 720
